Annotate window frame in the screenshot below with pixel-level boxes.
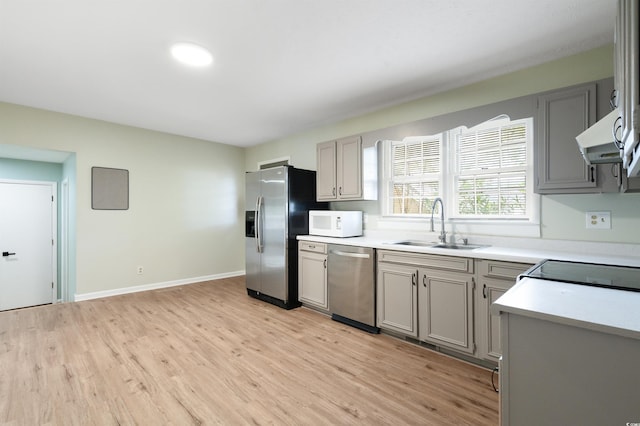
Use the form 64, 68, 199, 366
447, 116, 535, 221
379, 115, 540, 237
381, 134, 444, 218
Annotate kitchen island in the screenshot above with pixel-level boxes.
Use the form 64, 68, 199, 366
492, 276, 640, 426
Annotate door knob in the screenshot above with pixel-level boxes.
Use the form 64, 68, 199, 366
2, 252, 16, 257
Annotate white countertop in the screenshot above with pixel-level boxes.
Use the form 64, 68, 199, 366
491, 277, 640, 340
299, 232, 640, 341
297, 233, 640, 267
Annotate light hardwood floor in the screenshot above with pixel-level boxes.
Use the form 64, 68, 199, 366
0, 277, 498, 425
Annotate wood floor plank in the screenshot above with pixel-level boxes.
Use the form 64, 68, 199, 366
0, 276, 498, 425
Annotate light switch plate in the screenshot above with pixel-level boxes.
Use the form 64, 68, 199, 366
586, 211, 611, 229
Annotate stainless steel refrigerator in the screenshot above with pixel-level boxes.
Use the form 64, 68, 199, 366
245, 166, 326, 309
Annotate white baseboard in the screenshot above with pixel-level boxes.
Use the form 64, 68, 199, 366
74, 270, 246, 302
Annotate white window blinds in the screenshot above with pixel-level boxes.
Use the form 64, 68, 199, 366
389, 136, 442, 215
453, 119, 529, 217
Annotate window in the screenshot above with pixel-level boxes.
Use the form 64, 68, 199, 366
452, 117, 531, 218
382, 115, 537, 226
388, 135, 442, 215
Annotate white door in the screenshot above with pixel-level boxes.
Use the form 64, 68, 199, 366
0, 181, 56, 311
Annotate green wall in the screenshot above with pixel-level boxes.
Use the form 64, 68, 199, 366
245, 45, 614, 171
0, 158, 62, 181
0, 104, 246, 298
246, 45, 640, 244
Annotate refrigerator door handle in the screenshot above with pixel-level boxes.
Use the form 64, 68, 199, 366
255, 196, 263, 253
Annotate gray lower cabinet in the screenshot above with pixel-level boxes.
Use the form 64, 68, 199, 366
376, 261, 418, 337
475, 260, 533, 362
376, 250, 474, 354
500, 313, 640, 425
418, 268, 475, 354
298, 242, 328, 311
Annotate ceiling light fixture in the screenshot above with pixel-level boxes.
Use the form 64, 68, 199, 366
170, 42, 213, 67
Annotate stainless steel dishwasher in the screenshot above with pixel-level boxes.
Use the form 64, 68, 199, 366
328, 244, 378, 333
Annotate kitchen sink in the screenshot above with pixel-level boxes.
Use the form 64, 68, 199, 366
390, 240, 487, 250
430, 243, 487, 250
391, 240, 435, 247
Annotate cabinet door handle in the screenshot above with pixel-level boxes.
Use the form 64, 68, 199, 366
610, 89, 618, 110
483, 284, 487, 299
323, 259, 327, 269
423, 274, 427, 287
411, 272, 417, 286
613, 115, 624, 149
338, 186, 342, 196
590, 166, 595, 183
332, 187, 336, 196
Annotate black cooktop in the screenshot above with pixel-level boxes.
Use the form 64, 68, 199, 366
521, 259, 640, 293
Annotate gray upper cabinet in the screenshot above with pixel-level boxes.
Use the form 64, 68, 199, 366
317, 136, 362, 201
316, 140, 338, 200
535, 83, 597, 193
336, 135, 363, 199
535, 79, 627, 194
621, 170, 640, 192
316, 135, 377, 201
615, 0, 640, 177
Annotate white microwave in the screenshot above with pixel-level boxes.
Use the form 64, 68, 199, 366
308, 210, 363, 237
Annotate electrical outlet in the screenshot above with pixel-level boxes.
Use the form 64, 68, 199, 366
137, 266, 144, 275
586, 211, 611, 229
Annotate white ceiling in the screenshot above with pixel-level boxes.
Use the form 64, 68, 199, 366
0, 0, 616, 148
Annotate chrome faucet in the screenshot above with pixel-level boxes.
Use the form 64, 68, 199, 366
430, 197, 446, 243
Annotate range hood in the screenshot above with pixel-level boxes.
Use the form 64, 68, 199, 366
575, 110, 622, 164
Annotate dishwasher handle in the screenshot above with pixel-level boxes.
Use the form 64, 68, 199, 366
330, 249, 370, 259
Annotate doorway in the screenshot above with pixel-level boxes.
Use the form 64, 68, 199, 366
0, 179, 57, 311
